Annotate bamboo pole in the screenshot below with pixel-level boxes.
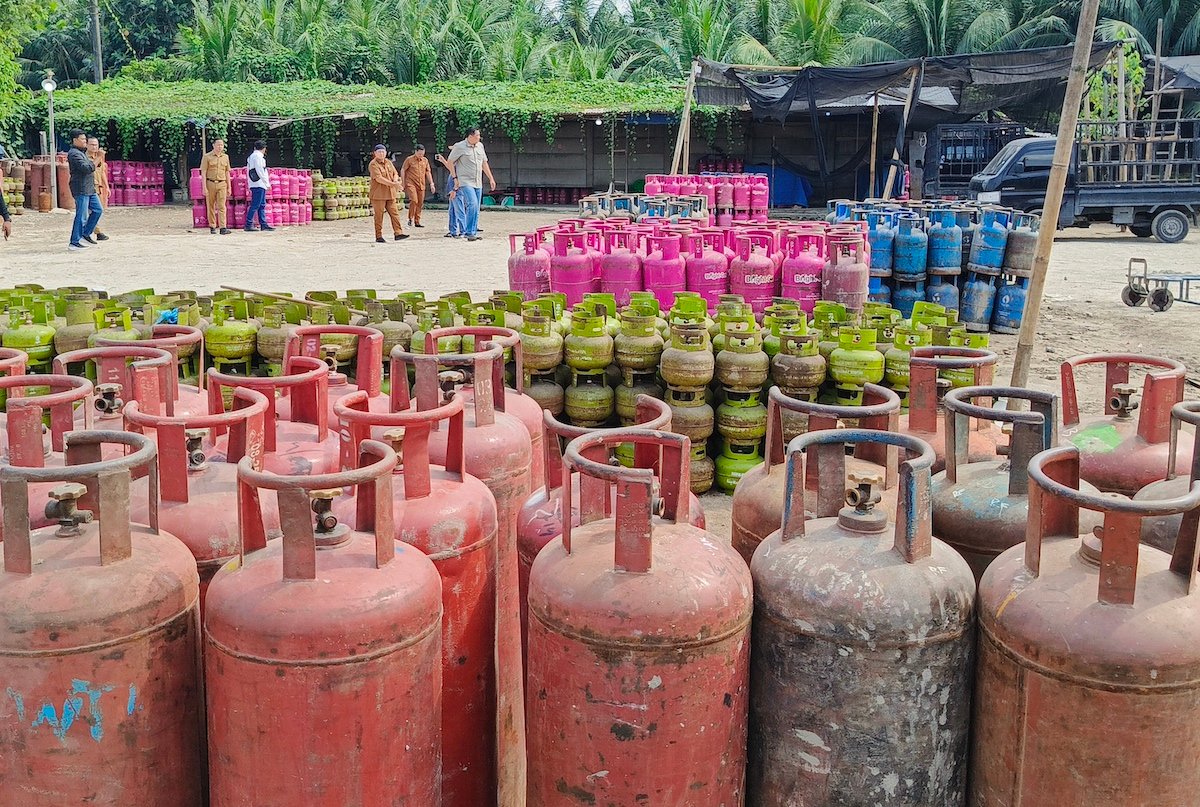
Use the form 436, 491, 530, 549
1151, 20, 1164, 122
670, 61, 698, 175
869, 92, 880, 197
882, 68, 919, 200
1007, 0, 1103, 396
219, 285, 368, 317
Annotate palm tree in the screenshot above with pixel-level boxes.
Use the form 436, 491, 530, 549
1097, 0, 1200, 56
182, 0, 242, 80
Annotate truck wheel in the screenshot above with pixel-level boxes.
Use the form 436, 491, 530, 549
1130, 224, 1152, 238
1152, 210, 1189, 243
1148, 287, 1174, 312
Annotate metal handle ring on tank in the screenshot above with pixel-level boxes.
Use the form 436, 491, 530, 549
2, 373, 95, 463
123, 387, 268, 502
96, 324, 207, 392
285, 324, 384, 397
53, 344, 177, 416
1059, 352, 1186, 433
763, 383, 901, 484
0, 347, 28, 378
1165, 401, 1200, 482
235, 439, 399, 580
389, 340, 506, 427
560, 428, 690, 573
539, 395, 672, 493
423, 324, 527, 394
942, 386, 1058, 494
781, 428, 937, 562
907, 345, 998, 434
1026, 445, 1200, 605
207, 357, 331, 452
1, 430, 161, 574
335, 388, 466, 499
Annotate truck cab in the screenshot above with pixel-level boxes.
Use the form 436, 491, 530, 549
968, 138, 1073, 226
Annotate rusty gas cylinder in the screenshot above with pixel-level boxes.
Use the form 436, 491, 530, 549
971, 445, 1200, 805
204, 441, 443, 807
53, 345, 178, 438
527, 427, 752, 805
1135, 401, 1200, 551
1060, 352, 1191, 495
660, 322, 715, 392
207, 358, 339, 475
0, 431, 204, 805
900, 345, 1000, 473
279, 324, 386, 423
335, 389, 498, 807
749, 429, 975, 805
95, 324, 208, 416
932, 385, 1102, 581
770, 326, 825, 404
392, 342, 531, 807
730, 384, 901, 566
124, 386, 272, 612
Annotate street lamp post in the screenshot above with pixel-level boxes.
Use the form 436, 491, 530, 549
42, 73, 57, 211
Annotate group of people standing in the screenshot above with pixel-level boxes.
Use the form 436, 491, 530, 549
66, 128, 111, 250
369, 127, 496, 243
198, 137, 274, 235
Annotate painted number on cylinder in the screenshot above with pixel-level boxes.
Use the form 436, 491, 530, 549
6, 680, 138, 743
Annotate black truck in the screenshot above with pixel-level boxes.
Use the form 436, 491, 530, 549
967, 119, 1200, 242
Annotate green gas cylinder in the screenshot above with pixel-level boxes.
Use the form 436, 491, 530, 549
883, 324, 933, 408
829, 327, 885, 405
2, 305, 55, 371
205, 301, 258, 375
89, 307, 141, 347
715, 436, 765, 494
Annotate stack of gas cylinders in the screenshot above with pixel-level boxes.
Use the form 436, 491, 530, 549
0, 278, 1198, 807
578, 172, 770, 226
311, 174, 371, 221
106, 160, 166, 206
189, 166, 315, 229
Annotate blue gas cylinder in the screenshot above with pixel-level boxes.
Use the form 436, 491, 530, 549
892, 279, 926, 319
968, 208, 1010, 270
893, 214, 928, 281
868, 275, 892, 305
926, 274, 960, 312
928, 209, 963, 272
991, 275, 1030, 334
955, 208, 976, 271
866, 211, 894, 271
960, 271, 999, 332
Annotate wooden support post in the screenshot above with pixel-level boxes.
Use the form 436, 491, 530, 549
869, 93, 880, 197
1007, 0, 1103, 396
882, 68, 919, 200
670, 61, 698, 175
1151, 20, 1164, 123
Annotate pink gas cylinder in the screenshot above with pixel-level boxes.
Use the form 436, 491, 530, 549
269, 173, 282, 200
645, 174, 663, 195
823, 233, 870, 314
729, 233, 779, 316
288, 169, 299, 198
508, 232, 553, 300
750, 176, 769, 222
600, 230, 644, 306
749, 227, 785, 271
549, 231, 598, 306
299, 172, 311, 198
231, 171, 247, 200
642, 233, 687, 311
782, 232, 825, 314
716, 176, 734, 209
303, 202, 312, 224
684, 232, 730, 311
581, 228, 604, 280
192, 203, 207, 228
206, 357, 339, 475
288, 200, 299, 225
732, 176, 751, 220
678, 174, 698, 197
662, 174, 681, 196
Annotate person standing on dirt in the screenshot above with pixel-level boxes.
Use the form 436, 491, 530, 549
0, 189, 11, 241
445, 127, 496, 242
433, 152, 462, 238
401, 145, 436, 229
200, 138, 232, 235
67, 129, 102, 251
368, 144, 408, 244
86, 137, 110, 242
245, 140, 274, 232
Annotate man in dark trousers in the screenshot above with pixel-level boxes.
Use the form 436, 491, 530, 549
67, 129, 102, 251
0, 188, 11, 241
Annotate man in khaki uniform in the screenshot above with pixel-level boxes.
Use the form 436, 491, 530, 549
200, 138, 232, 234
401, 144, 436, 228
368, 144, 408, 243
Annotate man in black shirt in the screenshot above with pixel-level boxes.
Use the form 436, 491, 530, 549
0, 189, 11, 240
67, 128, 102, 251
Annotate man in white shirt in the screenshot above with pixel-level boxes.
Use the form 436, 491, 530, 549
245, 140, 274, 232
445, 127, 496, 242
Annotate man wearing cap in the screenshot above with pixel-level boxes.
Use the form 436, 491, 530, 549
200, 138, 232, 235
368, 144, 408, 243
401, 144, 436, 228
245, 140, 274, 232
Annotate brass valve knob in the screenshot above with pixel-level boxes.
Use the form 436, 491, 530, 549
94, 383, 124, 415
310, 489, 340, 533
319, 344, 340, 371
1110, 383, 1140, 418
45, 482, 94, 534
845, 470, 884, 511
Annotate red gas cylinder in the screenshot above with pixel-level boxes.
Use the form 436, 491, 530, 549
1060, 353, 1191, 495
507, 232, 552, 301
423, 325, 545, 488
748, 428, 975, 805
54, 345, 179, 432
1135, 400, 1200, 552
0, 430, 204, 806
207, 358, 339, 475
0, 374, 94, 536
0, 346, 28, 429
279, 324, 385, 423
394, 342, 531, 805
204, 441, 443, 806
97, 325, 207, 415
971, 445, 1200, 804
124, 386, 272, 611
527, 427, 752, 804
900, 345, 999, 473
730, 384, 901, 565
516, 396, 707, 654
335, 390, 498, 807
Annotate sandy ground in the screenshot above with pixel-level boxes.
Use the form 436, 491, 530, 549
3, 203, 1198, 535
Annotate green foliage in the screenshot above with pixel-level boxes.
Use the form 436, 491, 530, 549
1086, 39, 1147, 120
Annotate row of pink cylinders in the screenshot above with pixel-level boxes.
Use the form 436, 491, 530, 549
108, 186, 165, 206
507, 219, 871, 315
192, 200, 314, 229
108, 161, 165, 185
644, 173, 769, 213
188, 168, 313, 202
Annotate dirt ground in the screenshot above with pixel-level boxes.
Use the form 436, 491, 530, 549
3, 203, 1198, 534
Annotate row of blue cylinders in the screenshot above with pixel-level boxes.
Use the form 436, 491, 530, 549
847, 207, 1013, 277
869, 273, 1028, 333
